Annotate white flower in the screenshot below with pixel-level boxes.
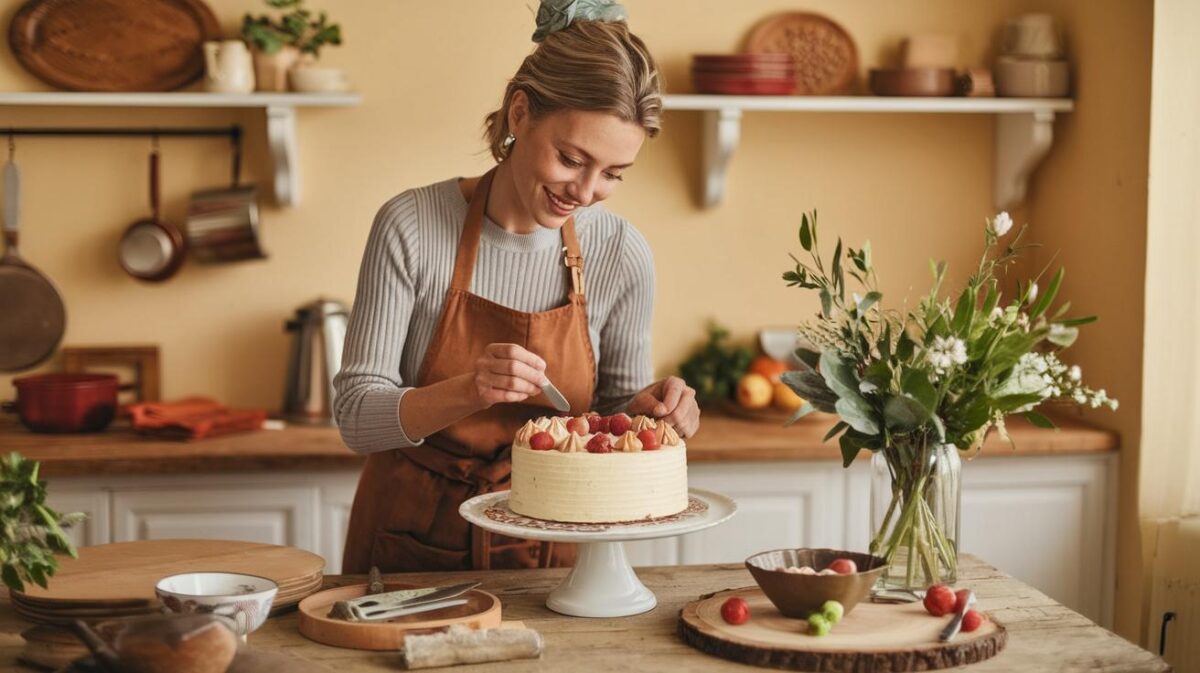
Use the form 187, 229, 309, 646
853, 292, 863, 306
926, 336, 968, 374
1068, 365, 1082, 381
1027, 282, 1039, 304
989, 306, 1004, 322
991, 212, 1013, 237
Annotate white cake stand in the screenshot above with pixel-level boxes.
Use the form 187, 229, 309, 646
459, 487, 736, 618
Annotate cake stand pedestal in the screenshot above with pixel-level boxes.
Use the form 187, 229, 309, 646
459, 488, 737, 618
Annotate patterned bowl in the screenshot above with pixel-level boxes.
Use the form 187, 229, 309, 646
745, 548, 888, 618
155, 572, 278, 638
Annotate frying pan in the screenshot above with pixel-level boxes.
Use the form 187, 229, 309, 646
118, 146, 186, 282
0, 146, 66, 372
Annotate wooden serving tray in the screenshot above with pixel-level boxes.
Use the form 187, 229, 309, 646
679, 587, 1006, 671
298, 582, 502, 651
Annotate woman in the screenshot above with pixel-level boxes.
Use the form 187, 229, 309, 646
335, 1, 700, 574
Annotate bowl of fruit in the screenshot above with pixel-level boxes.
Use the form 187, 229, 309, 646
745, 548, 887, 619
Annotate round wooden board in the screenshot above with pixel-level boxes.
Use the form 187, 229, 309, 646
13, 539, 325, 603
298, 583, 502, 651
744, 12, 859, 95
8, 0, 220, 92
679, 587, 1006, 671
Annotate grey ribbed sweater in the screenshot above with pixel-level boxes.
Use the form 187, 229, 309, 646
333, 177, 655, 454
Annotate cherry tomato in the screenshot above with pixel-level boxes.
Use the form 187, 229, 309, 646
721, 596, 750, 625
962, 609, 984, 632
923, 584, 956, 617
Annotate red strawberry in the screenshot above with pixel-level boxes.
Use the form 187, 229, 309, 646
638, 429, 659, 450
961, 609, 984, 632
586, 414, 610, 434
586, 434, 612, 453
529, 432, 555, 451
720, 597, 750, 625
923, 585, 956, 617
608, 413, 632, 436
566, 417, 590, 435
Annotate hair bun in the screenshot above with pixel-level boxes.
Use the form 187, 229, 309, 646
532, 0, 628, 42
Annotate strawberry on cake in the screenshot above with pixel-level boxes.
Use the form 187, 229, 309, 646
508, 413, 688, 523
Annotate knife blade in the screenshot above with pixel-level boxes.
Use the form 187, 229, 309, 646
939, 589, 974, 642
542, 380, 570, 412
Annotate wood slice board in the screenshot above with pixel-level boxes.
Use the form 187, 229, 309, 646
8, 0, 220, 92
744, 12, 859, 95
679, 587, 1006, 671
60, 649, 334, 673
298, 582, 502, 651
13, 539, 325, 604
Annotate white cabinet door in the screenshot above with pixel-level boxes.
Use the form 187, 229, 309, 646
112, 484, 320, 553
46, 489, 111, 548
959, 454, 1114, 626
318, 473, 360, 575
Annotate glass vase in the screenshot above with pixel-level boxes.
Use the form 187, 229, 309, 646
869, 440, 962, 593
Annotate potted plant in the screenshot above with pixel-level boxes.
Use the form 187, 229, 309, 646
1, 452, 84, 592
241, 0, 343, 92
780, 211, 1116, 594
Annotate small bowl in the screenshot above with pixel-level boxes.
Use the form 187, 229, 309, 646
994, 56, 1070, 97
745, 548, 888, 618
868, 67, 956, 96
155, 572, 278, 639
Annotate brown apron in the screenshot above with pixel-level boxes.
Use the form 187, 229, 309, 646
342, 169, 594, 573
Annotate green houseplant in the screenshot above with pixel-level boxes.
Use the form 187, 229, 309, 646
241, 0, 343, 92
781, 211, 1116, 593
1, 452, 84, 592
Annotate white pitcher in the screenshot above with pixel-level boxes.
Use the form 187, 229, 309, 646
203, 40, 256, 94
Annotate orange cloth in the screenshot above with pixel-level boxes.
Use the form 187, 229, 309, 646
124, 397, 267, 441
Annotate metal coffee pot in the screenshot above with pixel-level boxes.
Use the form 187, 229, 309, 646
283, 299, 349, 425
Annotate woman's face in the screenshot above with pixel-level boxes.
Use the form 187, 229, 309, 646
506, 93, 646, 229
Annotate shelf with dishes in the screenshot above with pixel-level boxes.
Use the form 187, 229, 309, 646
0, 92, 362, 207
661, 93, 1074, 210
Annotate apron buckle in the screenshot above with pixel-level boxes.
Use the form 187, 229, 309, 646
563, 246, 585, 296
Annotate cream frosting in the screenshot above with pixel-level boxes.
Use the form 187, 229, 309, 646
614, 431, 643, 452
631, 416, 657, 433
547, 417, 570, 448
655, 421, 681, 447
561, 433, 588, 453
514, 420, 539, 445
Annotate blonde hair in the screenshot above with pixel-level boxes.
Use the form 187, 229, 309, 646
484, 20, 662, 162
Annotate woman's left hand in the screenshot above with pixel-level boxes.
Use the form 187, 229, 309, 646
626, 376, 700, 438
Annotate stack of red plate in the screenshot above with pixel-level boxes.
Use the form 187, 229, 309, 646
691, 53, 796, 95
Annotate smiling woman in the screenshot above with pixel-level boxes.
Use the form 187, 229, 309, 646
334, 1, 700, 575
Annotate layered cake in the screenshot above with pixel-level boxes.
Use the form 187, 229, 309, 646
509, 413, 688, 523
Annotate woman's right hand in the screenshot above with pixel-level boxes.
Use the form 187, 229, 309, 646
473, 343, 549, 408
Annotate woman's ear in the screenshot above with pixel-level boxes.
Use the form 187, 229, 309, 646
507, 89, 530, 136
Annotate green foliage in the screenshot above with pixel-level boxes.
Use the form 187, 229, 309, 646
678, 322, 754, 403
242, 0, 343, 57
1, 453, 84, 592
780, 210, 1117, 464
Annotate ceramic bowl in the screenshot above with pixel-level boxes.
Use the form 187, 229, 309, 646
92, 613, 238, 673
155, 572, 278, 638
994, 56, 1070, 97
745, 548, 888, 618
868, 68, 956, 97
289, 66, 350, 93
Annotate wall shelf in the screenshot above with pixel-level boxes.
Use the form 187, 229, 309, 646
0, 92, 362, 207
660, 94, 1075, 210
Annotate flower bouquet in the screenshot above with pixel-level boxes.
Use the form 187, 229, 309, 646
780, 211, 1116, 593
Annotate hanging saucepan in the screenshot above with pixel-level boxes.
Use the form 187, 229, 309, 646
185, 132, 264, 263
119, 144, 186, 282
0, 141, 67, 372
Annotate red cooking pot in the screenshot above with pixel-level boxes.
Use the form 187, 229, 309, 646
7, 373, 119, 433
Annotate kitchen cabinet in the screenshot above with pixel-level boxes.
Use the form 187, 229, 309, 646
43, 452, 1114, 627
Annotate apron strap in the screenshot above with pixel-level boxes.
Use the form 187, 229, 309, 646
450, 167, 585, 299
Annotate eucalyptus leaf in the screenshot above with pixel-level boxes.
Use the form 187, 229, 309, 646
784, 402, 816, 426
835, 396, 880, 435
884, 394, 930, 430
800, 214, 812, 251
823, 420, 849, 442
1024, 410, 1057, 429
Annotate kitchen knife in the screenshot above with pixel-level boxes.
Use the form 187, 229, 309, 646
939, 589, 975, 641
542, 380, 570, 412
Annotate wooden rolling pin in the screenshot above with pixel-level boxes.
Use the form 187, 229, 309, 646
401, 624, 542, 669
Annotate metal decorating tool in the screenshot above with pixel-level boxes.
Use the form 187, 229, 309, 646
542, 380, 570, 412
330, 581, 481, 623
939, 589, 975, 642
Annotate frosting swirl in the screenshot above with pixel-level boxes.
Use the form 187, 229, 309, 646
614, 430, 643, 452
547, 416, 571, 448
655, 421, 681, 447
514, 420, 540, 446
561, 433, 588, 453
631, 415, 657, 433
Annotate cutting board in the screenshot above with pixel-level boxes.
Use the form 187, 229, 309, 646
298, 582, 502, 651
14, 539, 324, 604
679, 587, 1006, 671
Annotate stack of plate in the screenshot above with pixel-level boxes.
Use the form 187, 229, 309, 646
691, 53, 796, 95
10, 539, 326, 625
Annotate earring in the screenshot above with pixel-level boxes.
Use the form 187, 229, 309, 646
501, 132, 516, 155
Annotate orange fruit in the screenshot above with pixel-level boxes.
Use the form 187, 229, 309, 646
749, 355, 789, 383
773, 382, 806, 412
737, 373, 774, 409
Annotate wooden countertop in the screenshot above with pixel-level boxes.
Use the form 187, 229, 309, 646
0, 555, 1165, 672
0, 410, 1117, 478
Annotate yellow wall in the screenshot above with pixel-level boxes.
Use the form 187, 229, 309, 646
0, 0, 1152, 641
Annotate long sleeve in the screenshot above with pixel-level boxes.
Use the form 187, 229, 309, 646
592, 223, 656, 413
333, 194, 425, 453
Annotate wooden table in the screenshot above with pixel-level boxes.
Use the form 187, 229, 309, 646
0, 555, 1166, 672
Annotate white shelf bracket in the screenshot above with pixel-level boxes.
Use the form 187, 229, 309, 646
700, 107, 742, 208
266, 105, 300, 207
994, 110, 1056, 211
